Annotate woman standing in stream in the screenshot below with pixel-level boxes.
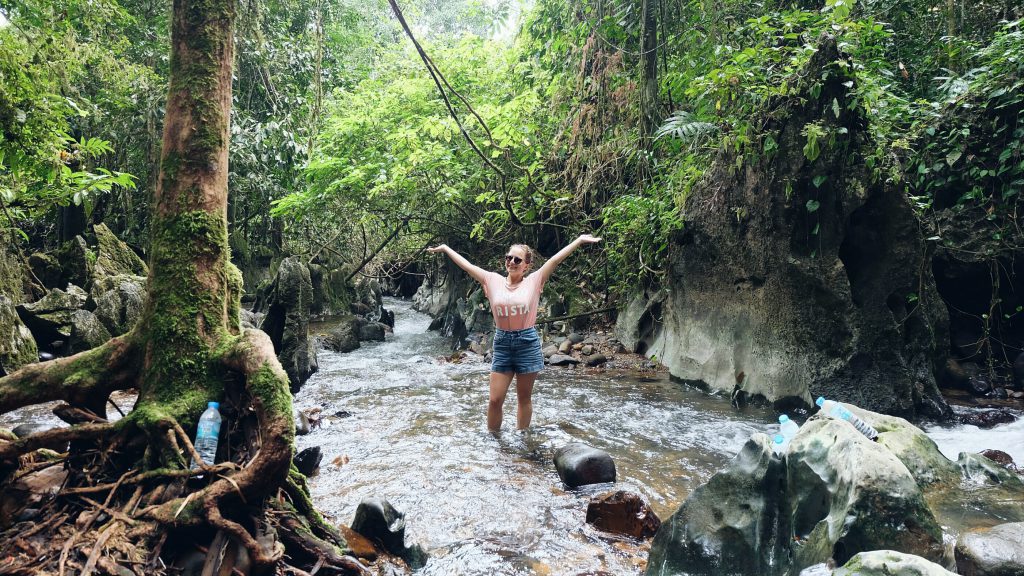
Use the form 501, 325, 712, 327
427, 234, 602, 431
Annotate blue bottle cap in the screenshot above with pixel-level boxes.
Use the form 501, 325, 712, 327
815, 396, 825, 407
779, 415, 790, 423
208, 401, 219, 409
773, 434, 784, 444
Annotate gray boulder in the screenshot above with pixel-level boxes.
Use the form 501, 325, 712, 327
549, 354, 579, 367
64, 310, 112, 354
647, 413, 945, 576
955, 522, 1024, 576
357, 321, 387, 342
835, 550, 957, 576
259, 257, 317, 392
17, 285, 88, 347
91, 274, 146, 336
0, 295, 37, 376
93, 223, 147, 278
554, 443, 616, 488
322, 316, 360, 353
240, 309, 264, 330
28, 252, 62, 289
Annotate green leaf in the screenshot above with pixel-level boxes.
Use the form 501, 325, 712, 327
812, 175, 827, 188
945, 149, 962, 166
832, 98, 840, 118
806, 199, 820, 213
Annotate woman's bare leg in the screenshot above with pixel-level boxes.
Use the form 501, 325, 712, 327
488, 371, 515, 431
514, 372, 537, 430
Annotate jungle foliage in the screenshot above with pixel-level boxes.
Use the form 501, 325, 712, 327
2, 0, 1022, 298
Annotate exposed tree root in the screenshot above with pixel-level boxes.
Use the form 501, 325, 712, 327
0, 335, 139, 417
0, 329, 392, 575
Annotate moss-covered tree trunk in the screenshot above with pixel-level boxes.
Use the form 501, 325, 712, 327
0, 0, 367, 573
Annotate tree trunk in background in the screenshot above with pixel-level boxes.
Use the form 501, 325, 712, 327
639, 0, 659, 142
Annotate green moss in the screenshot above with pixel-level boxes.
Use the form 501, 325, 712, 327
139, 210, 231, 417
246, 362, 293, 429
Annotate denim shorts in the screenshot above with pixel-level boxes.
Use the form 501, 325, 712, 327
491, 327, 545, 374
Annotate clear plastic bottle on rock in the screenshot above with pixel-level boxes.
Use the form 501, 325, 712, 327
778, 415, 800, 450
815, 396, 878, 441
190, 401, 222, 469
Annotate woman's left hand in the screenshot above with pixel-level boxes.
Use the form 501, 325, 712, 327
578, 234, 602, 244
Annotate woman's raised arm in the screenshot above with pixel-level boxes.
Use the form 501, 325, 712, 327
427, 244, 491, 285
536, 234, 601, 282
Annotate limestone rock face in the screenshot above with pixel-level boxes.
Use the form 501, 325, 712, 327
93, 223, 147, 278
259, 256, 316, 392
636, 37, 949, 417
0, 295, 37, 376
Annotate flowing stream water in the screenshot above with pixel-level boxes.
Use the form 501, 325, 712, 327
297, 298, 779, 575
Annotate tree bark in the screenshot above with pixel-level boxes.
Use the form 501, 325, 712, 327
639, 0, 659, 142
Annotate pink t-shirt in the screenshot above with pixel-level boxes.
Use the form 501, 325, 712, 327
482, 271, 545, 330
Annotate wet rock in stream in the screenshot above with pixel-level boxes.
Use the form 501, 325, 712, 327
554, 443, 616, 488
351, 497, 427, 569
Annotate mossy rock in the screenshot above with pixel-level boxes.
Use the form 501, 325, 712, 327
17, 285, 89, 344
0, 295, 38, 376
0, 246, 27, 302
93, 223, 147, 278
91, 274, 147, 336
56, 236, 94, 290
64, 309, 112, 355
28, 252, 62, 289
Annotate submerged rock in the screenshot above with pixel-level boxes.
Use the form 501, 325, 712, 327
293, 447, 322, 477
322, 316, 360, 353
585, 490, 661, 539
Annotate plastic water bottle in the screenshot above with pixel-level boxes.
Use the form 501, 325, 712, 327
772, 434, 786, 455
190, 402, 222, 469
815, 397, 878, 441
778, 415, 800, 450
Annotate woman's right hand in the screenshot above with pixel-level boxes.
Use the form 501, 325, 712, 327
426, 244, 448, 253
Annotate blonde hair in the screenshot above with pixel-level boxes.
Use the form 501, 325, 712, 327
509, 243, 534, 265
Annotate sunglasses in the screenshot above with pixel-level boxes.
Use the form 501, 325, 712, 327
504, 255, 525, 265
